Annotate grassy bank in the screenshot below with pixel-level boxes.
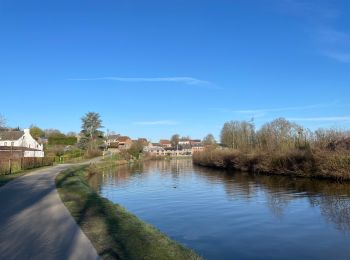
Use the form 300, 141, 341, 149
193, 149, 350, 181
56, 164, 201, 260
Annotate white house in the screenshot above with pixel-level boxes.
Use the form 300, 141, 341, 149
143, 146, 166, 156
0, 129, 44, 157
105, 134, 120, 147
179, 139, 190, 146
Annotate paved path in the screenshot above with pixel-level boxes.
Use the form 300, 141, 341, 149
0, 164, 100, 260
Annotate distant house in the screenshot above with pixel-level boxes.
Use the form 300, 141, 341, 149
143, 145, 165, 156
159, 140, 172, 148
106, 134, 120, 147
117, 136, 132, 150
192, 144, 205, 153
179, 139, 190, 146
163, 147, 192, 156
0, 129, 44, 158
190, 139, 201, 146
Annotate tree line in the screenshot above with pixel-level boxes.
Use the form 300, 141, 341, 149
220, 117, 350, 153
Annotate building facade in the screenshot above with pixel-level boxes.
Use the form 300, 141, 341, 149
0, 129, 44, 158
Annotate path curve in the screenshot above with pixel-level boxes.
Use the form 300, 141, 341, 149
0, 164, 100, 260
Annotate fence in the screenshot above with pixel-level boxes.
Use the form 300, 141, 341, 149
0, 157, 55, 175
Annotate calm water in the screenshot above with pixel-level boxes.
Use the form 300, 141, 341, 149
89, 160, 350, 259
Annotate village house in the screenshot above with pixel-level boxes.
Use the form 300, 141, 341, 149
0, 129, 44, 158
178, 139, 190, 146
192, 143, 205, 153
116, 136, 132, 150
105, 134, 120, 147
163, 147, 192, 156
143, 144, 165, 156
190, 139, 202, 146
159, 140, 172, 148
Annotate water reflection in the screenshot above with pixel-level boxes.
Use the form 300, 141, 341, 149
88, 159, 350, 259
191, 164, 350, 228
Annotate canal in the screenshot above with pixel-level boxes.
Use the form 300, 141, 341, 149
88, 159, 350, 259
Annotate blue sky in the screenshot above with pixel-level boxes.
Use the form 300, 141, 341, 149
0, 0, 349, 141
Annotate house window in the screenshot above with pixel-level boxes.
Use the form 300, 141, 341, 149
4, 142, 7, 146
11, 142, 14, 146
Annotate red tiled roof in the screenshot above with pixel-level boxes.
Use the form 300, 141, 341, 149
117, 136, 131, 142
160, 140, 171, 144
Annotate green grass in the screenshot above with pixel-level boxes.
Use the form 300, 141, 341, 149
56, 165, 201, 260
0, 171, 27, 187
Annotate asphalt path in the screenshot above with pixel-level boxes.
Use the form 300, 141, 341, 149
0, 163, 100, 260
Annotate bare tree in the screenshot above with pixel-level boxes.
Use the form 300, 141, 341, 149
312, 128, 350, 150
171, 134, 180, 147
256, 118, 306, 152
220, 120, 255, 150
203, 134, 216, 146
0, 114, 6, 129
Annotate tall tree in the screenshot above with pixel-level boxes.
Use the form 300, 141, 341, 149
203, 134, 216, 146
170, 134, 180, 147
81, 112, 103, 140
256, 118, 303, 151
0, 114, 6, 128
220, 120, 255, 150
30, 125, 45, 140
128, 140, 145, 159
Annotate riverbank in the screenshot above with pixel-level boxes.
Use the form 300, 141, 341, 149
56, 163, 201, 260
193, 149, 350, 181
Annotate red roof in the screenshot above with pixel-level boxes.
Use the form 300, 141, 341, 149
160, 140, 171, 145
117, 136, 131, 142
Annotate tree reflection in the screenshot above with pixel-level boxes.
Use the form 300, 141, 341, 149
88, 159, 350, 232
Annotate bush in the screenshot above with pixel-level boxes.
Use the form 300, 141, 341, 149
193, 148, 350, 181
84, 148, 102, 159
48, 135, 77, 145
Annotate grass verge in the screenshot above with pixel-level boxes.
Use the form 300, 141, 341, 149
0, 171, 28, 187
56, 164, 201, 260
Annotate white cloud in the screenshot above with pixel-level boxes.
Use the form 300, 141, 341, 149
288, 116, 350, 122
235, 104, 326, 114
318, 29, 350, 62
68, 77, 211, 86
133, 120, 179, 126
279, 0, 339, 20
323, 51, 350, 63
216, 103, 335, 117
318, 29, 350, 45
279, 1, 350, 63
